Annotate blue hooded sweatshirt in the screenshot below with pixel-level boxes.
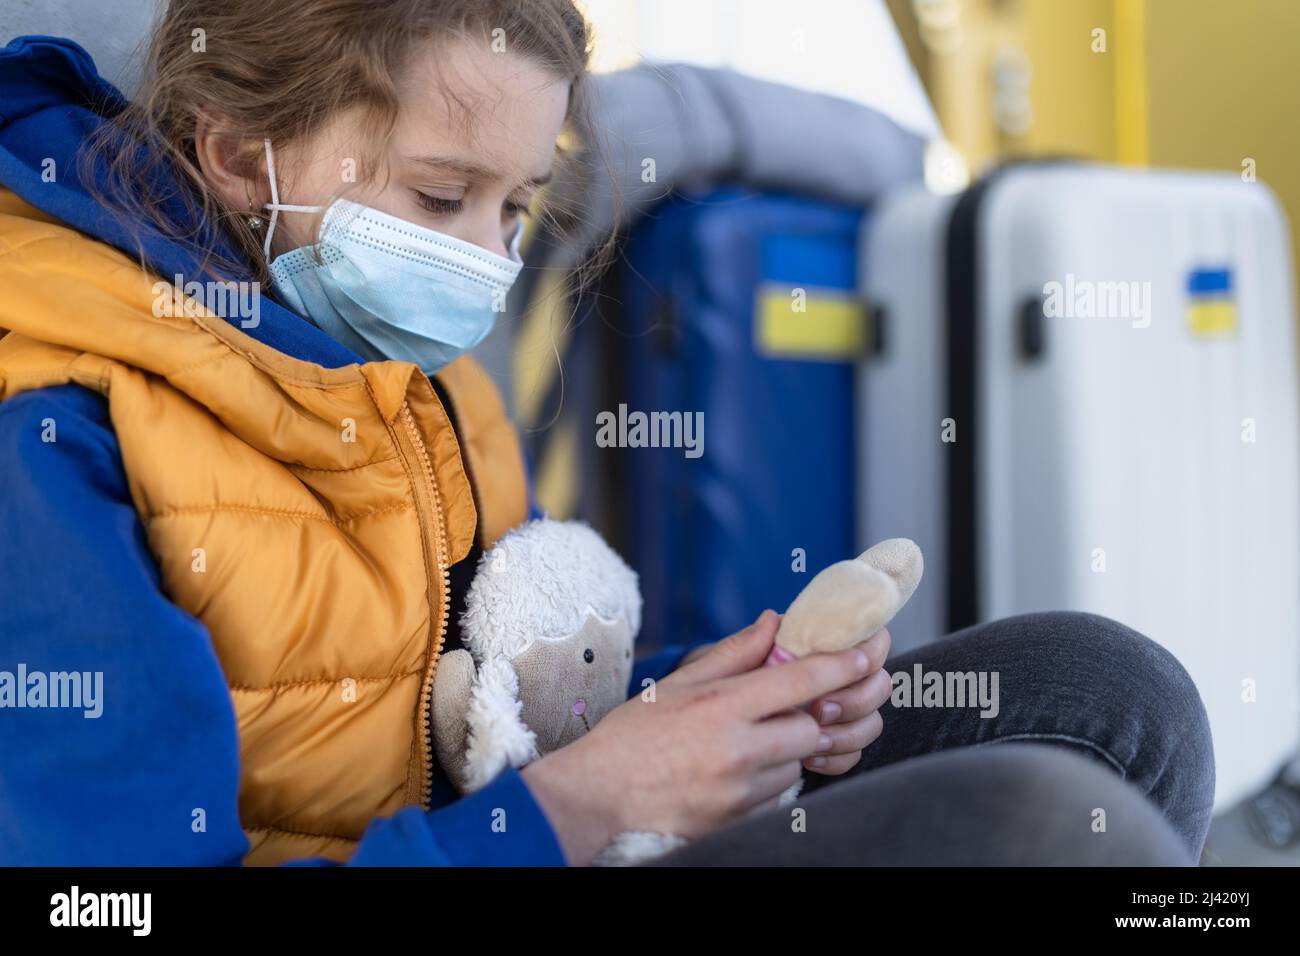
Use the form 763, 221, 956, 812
0, 35, 706, 866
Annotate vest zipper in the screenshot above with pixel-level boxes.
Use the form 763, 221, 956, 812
397, 401, 451, 811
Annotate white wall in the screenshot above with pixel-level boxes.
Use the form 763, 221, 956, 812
580, 0, 940, 139
1, 0, 157, 91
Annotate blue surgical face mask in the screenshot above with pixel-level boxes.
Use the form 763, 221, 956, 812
259, 141, 524, 374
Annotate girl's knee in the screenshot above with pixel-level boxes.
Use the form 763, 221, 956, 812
1002, 612, 1209, 740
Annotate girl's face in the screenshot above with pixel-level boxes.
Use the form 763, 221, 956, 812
253, 38, 572, 259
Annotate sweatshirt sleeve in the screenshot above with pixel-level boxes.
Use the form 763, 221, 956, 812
0, 384, 564, 867
349, 767, 565, 866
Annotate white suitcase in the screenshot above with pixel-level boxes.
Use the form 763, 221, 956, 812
859, 164, 1300, 811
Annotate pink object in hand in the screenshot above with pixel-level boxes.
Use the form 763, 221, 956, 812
763, 645, 796, 667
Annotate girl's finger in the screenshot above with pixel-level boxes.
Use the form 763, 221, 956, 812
748, 761, 806, 808
747, 709, 824, 768
803, 751, 864, 776
672, 610, 780, 685
815, 668, 893, 724
814, 710, 884, 757
728, 644, 875, 720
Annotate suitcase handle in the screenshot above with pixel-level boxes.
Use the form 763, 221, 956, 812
1019, 295, 1047, 360
866, 301, 888, 358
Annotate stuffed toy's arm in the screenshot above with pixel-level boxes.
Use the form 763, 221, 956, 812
431, 648, 476, 794
767, 538, 923, 664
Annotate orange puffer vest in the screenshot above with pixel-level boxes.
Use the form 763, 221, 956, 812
0, 190, 527, 864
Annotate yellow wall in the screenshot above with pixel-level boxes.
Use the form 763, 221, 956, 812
1021, 0, 1115, 161
901, 0, 1300, 281
1144, 0, 1300, 225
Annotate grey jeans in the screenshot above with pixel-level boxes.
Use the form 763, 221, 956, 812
648, 611, 1216, 866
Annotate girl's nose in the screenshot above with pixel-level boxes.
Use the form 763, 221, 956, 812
462, 213, 511, 258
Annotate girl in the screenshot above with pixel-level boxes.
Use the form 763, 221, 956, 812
0, 0, 1213, 866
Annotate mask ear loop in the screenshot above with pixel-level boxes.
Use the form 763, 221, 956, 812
506, 219, 526, 265
261, 139, 323, 261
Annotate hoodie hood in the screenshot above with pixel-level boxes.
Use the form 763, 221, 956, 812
0, 34, 360, 368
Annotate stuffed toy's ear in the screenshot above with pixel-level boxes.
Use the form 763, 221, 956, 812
860, 537, 924, 607
431, 648, 477, 794
462, 656, 540, 792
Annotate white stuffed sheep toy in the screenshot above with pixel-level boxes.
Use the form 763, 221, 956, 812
431, 517, 922, 865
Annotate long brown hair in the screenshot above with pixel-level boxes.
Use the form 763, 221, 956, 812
83, 0, 598, 286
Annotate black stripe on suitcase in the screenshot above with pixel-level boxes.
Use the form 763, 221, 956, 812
942, 160, 1070, 633
943, 174, 996, 633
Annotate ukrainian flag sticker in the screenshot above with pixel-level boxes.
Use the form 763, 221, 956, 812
755, 284, 866, 360
1186, 267, 1238, 337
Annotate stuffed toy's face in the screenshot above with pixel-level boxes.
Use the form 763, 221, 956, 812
512, 611, 635, 754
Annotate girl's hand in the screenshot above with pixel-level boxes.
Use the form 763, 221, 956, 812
803, 627, 893, 776
683, 622, 894, 776
520, 610, 876, 865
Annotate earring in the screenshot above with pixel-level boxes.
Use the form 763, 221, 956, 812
247, 198, 261, 230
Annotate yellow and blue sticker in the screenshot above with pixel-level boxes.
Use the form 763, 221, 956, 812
753, 231, 865, 360
1186, 267, 1238, 337
755, 284, 865, 359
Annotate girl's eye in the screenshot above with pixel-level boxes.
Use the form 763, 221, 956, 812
414, 191, 463, 215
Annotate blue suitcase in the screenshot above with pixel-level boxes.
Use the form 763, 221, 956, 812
569, 186, 867, 649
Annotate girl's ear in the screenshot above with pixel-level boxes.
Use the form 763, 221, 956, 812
194, 115, 266, 215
